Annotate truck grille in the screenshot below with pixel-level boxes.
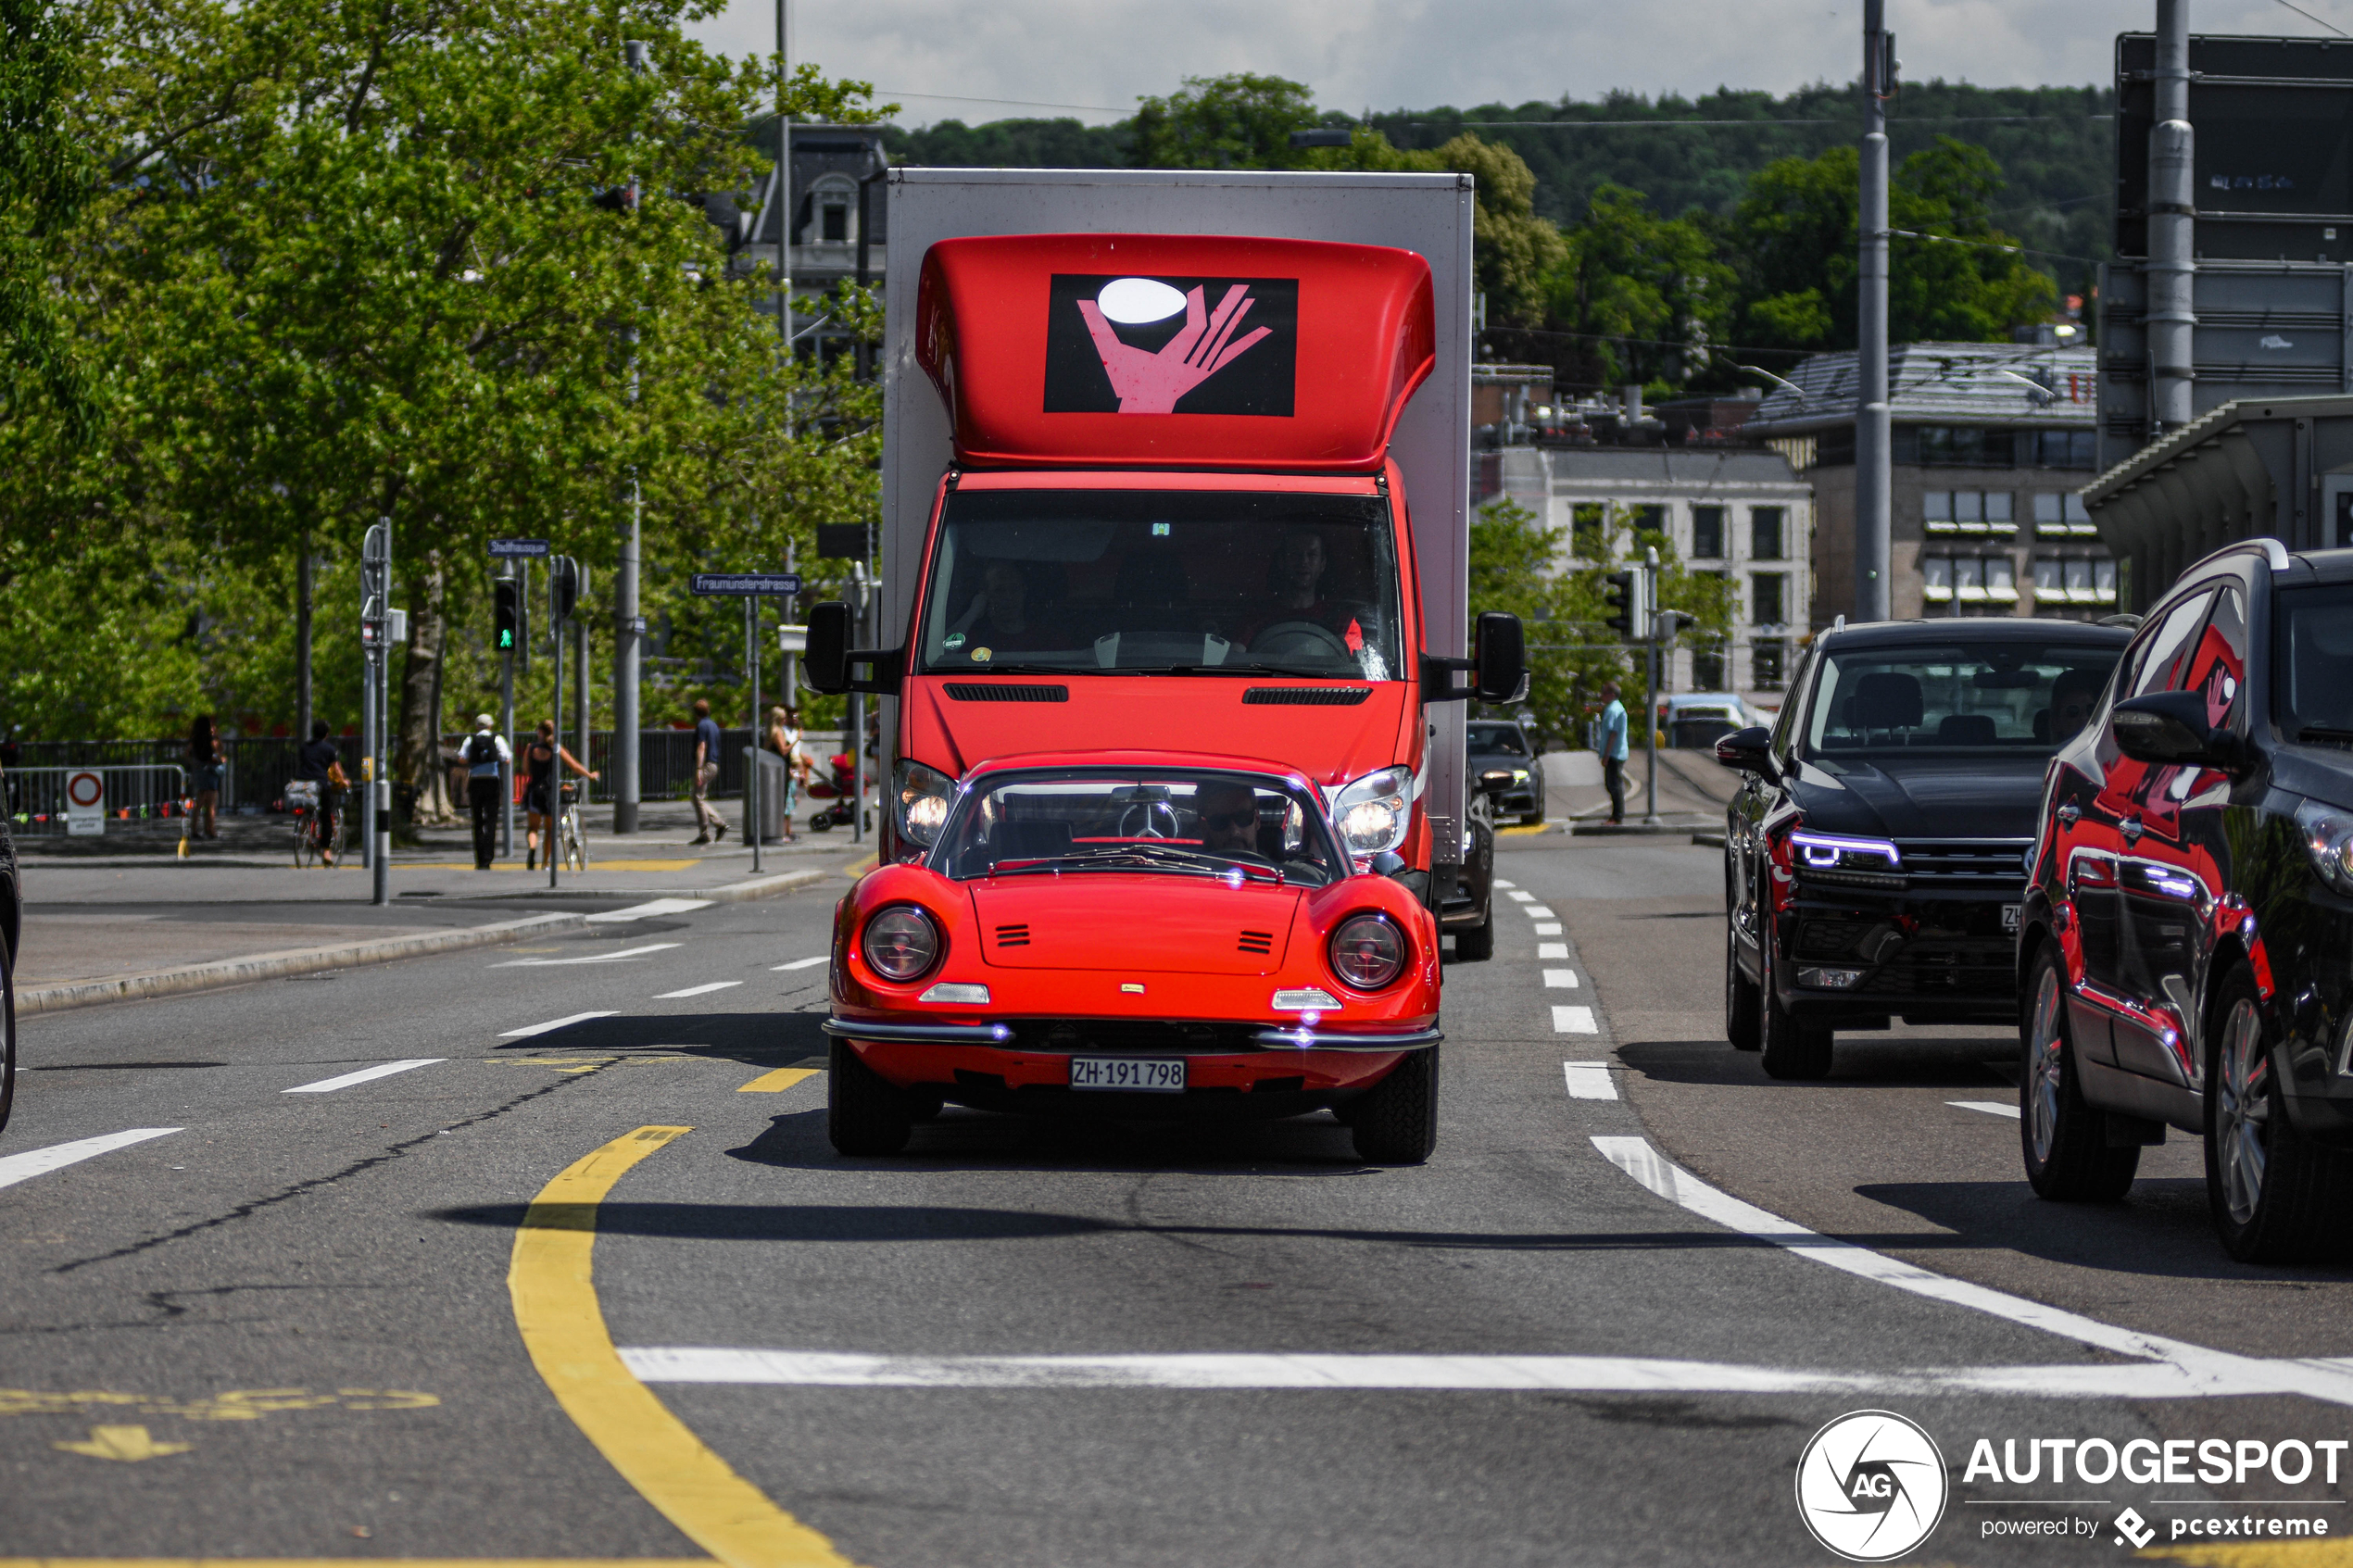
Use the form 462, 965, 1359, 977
1241, 687, 1371, 706
945, 683, 1069, 702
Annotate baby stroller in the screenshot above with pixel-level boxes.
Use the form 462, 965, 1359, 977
801, 752, 869, 833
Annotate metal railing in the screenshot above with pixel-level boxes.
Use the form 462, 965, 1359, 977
6, 764, 193, 841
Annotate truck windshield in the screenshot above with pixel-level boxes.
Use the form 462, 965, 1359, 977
1798, 643, 2124, 759
916, 489, 1402, 680
934, 769, 1344, 885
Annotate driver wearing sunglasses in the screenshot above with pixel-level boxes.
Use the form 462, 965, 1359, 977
1195, 781, 1263, 855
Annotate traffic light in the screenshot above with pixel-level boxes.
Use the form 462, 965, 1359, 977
495, 580, 521, 652
550, 557, 584, 623
1603, 570, 1639, 640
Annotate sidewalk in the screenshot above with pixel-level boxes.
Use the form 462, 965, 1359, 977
1541, 746, 1734, 830
12, 795, 872, 1013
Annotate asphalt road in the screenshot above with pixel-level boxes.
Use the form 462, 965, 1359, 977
3, 846, 2349, 1564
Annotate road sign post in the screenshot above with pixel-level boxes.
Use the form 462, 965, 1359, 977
362, 520, 393, 905
691, 574, 801, 868
65, 770, 103, 836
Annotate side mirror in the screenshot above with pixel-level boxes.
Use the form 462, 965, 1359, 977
803, 599, 903, 697
1714, 724, 1778, 778
2111, 691, 2235, 768
1473, 612, 1525, 704
803, 601, 851, 694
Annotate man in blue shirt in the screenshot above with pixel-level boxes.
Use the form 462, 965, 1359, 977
1597, 680, 1629, 825
691, 697, 727, 846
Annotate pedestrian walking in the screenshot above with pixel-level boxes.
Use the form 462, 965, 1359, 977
294, 720, 346, 866
689, 697, 726, 846
186, 714, 225, 840
461, 713, 510, 870
765, 705, 801, 844
1597, 680, 1629, 826
522, 720, 597, 871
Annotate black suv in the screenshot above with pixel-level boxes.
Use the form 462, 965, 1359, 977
2019, 540, 2353, 1261
1718, 618, 2132, 1079
1466, 718, 1546, 825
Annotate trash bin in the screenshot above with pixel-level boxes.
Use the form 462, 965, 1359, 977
749, 748, 790, 843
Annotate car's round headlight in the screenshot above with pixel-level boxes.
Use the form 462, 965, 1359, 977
862, 906, 941, 981
1329, 913, 1405, 989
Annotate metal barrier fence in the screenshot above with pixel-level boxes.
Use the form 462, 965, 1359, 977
6, 764, 192, 839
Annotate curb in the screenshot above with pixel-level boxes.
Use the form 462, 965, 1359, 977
16, 867, 830, 1016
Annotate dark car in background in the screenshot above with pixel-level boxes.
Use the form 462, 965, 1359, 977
0, 806, 16, 1133
1466, 719, 1546, 826
2020, 542, 2353, 1262
1717, 618, 2133, 1079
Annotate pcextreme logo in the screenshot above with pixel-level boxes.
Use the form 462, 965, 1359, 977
1043, 273, 1299, 416
1795, 1410, 1950, 1562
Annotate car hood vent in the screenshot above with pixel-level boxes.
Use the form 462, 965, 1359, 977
946, 683, 1069, 702
994, 923, 1031, 948
1242, 687, 1371, 706
1238, 929, 1275, 955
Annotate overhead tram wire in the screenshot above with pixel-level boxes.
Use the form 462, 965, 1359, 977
1433, 114, 2113, 129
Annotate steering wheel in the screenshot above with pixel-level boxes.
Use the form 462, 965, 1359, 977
1118, 800, 1179, 839
1248, 621, 1353, 661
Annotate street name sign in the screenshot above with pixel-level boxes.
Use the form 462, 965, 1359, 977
489, 538, 552, 558
691, 573, 802, 596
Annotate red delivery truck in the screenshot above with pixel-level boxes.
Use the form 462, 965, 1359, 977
804, 170, 1524, 1162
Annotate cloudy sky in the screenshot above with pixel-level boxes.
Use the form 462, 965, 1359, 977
681, 0, 2351, 127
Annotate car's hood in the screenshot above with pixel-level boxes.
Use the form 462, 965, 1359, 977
902, 675, 1416, 789
2268, 745, 2353, 813
1789, 753, 2048, 841
969, 875, 1303, 974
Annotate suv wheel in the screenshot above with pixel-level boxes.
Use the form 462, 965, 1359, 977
1724, 901, 1761, 1052
2020, 944, 2137, 1200
1453, 908, 1494, 962
0, 935, 13, 1135
2206, 969, 2353, 1263
827, 1036, 912, 1156
1758, 928, 1833, 1080
1351, 1047, 1439, 1164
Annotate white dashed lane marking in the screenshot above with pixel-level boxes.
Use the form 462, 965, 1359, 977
1552, 1006, 1598, 1035
499, 1010, 621, 1039
1521, 906, 1556, 919
1950, 1100, 2020, 1120
495, 942, 682, 968
1538, 943, 1568, 960
1506, 890, 1535, 903
1543, 969, 1579, 989
0, 1128, 180, 1193
771, 956, 829, 972
585, 897, 714, 924
1491, 880, 1516, 890
284, 1059, 444, 1095
1562, 1061, 1617, 1100
657, 982, 743, 999
1532, 923, 1562, 936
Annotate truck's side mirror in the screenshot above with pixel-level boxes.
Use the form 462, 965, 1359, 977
1473, 612, 1525, 704
802, 600, 904, 697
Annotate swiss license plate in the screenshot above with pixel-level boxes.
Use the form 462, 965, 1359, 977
1068, 1057, 1186, 1093
2002, 904, 2021, 933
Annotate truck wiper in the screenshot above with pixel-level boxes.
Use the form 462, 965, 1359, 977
1151, 663, 1334, 677
936, 662, 1110, 676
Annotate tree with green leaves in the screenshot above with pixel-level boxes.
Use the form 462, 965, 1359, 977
1544, 184, 1735, 393
0, 0, 91, 433
1130, 73, 1318, 169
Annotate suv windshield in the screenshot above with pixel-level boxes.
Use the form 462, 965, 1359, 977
1799, 642, 2124, 759
917, 489, 1401, 680
2273, 583, 2353, 741
1467, 723, 1528, 756
934, 769, 1344, 885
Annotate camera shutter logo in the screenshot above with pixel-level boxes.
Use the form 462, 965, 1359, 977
1794, 1410, 1948, 1562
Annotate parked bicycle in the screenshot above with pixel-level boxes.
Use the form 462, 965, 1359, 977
557, 782, 591, 874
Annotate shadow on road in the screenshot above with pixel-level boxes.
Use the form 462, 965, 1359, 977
1619, 1037, 2014, 1090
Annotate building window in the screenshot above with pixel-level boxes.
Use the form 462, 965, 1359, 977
1924, 554, 1954, 602
2031, 492, 2096, 538
822, 203, 849, 242
1986, 554, 2018, 603
2034, 430, 2096, 470
1753, 641, 1787, 691
2032, 554, 2120, 609
1629, 503, 1666, 540
1751, 572, 1785, 627
1692, 644, 1727, 691
2094, 557, 2118, 600
1924, 490, 2016, 538
1911, 426, 2019, 468
1571, 503, 1606, 559
1925, 552, 2017, 608
1692, 505, 1726, 558
1751, 507, 1785, 560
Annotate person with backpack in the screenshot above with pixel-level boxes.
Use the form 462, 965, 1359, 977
463, 713, 510, 870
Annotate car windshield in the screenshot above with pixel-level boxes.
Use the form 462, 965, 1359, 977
934, 769, 1344, 886
1467, 723, 1528, 756
916, 489, 1402, 680
1799, 643, 2123, 759
2274, 583, 2353, 740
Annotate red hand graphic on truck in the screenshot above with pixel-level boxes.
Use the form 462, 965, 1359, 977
1077, 283, 1272, 413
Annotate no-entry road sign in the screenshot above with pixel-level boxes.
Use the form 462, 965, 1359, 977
691, 573, 802, 596
66, 770, 104, 836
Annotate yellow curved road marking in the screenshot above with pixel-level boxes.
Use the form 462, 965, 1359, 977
509, 1126, 858, 1568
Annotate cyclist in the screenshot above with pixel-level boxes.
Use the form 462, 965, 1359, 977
293, 720, 346, 866
522, 719, 598, 872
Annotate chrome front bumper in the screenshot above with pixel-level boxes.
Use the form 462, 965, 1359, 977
823, 1017, 1442, 1053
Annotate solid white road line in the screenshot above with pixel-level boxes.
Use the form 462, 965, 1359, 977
772, 956, 829, 972
283, 1059, 444, 1095
1589, 1134, 2353, 1405
1506, 890, 1535, 903
657, 981, 743, 999
1543, 969, 1579, 989
495, 942, 682, 968
1532, 923, 1563, 936
499, 1010, 622, 1039
1563, 1061, 1617, 1100
1521, 905, 1556, 919
1950, 1099, 2021, 1120
585, 898, 714, 924
0, 1128, 180, 1193
615, 1347, 2289, 1399
1552, 1005, 1598, 1035
1538, 943, 1569, 960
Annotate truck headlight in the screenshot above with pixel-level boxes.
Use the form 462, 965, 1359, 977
895, 759, 955, 849
1331, 765, 1414, 857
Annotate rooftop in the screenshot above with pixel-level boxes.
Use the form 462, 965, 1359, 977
1744, 343, 2097, 434
1541, 447, 1805, 484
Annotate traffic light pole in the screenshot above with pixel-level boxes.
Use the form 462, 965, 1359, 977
1642, 548, 1661, 829
746, 595, 761, 875
499, 564, 516, 860
550, 568, 564, 891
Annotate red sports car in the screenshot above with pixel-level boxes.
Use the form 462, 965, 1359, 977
824, 752, 1444, 1162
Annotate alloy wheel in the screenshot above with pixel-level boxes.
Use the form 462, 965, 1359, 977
2217, 997, 2271, 1227
2028, 966, 2065, 1166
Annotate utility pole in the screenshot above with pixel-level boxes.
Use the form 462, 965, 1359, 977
550, 558, 569, 890
360, 519, 393, 906
849, 557, 867, 845
576, 613, 591, 795
1856, 0, 1894, 623
1642, 546, 1661, 828
499, 562, 516, 860
774, 0, 791, 363
2148, 0, 2196, 435
614, 38, 648, 834
747, 596, 762, 874
296, 538, 313, 746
